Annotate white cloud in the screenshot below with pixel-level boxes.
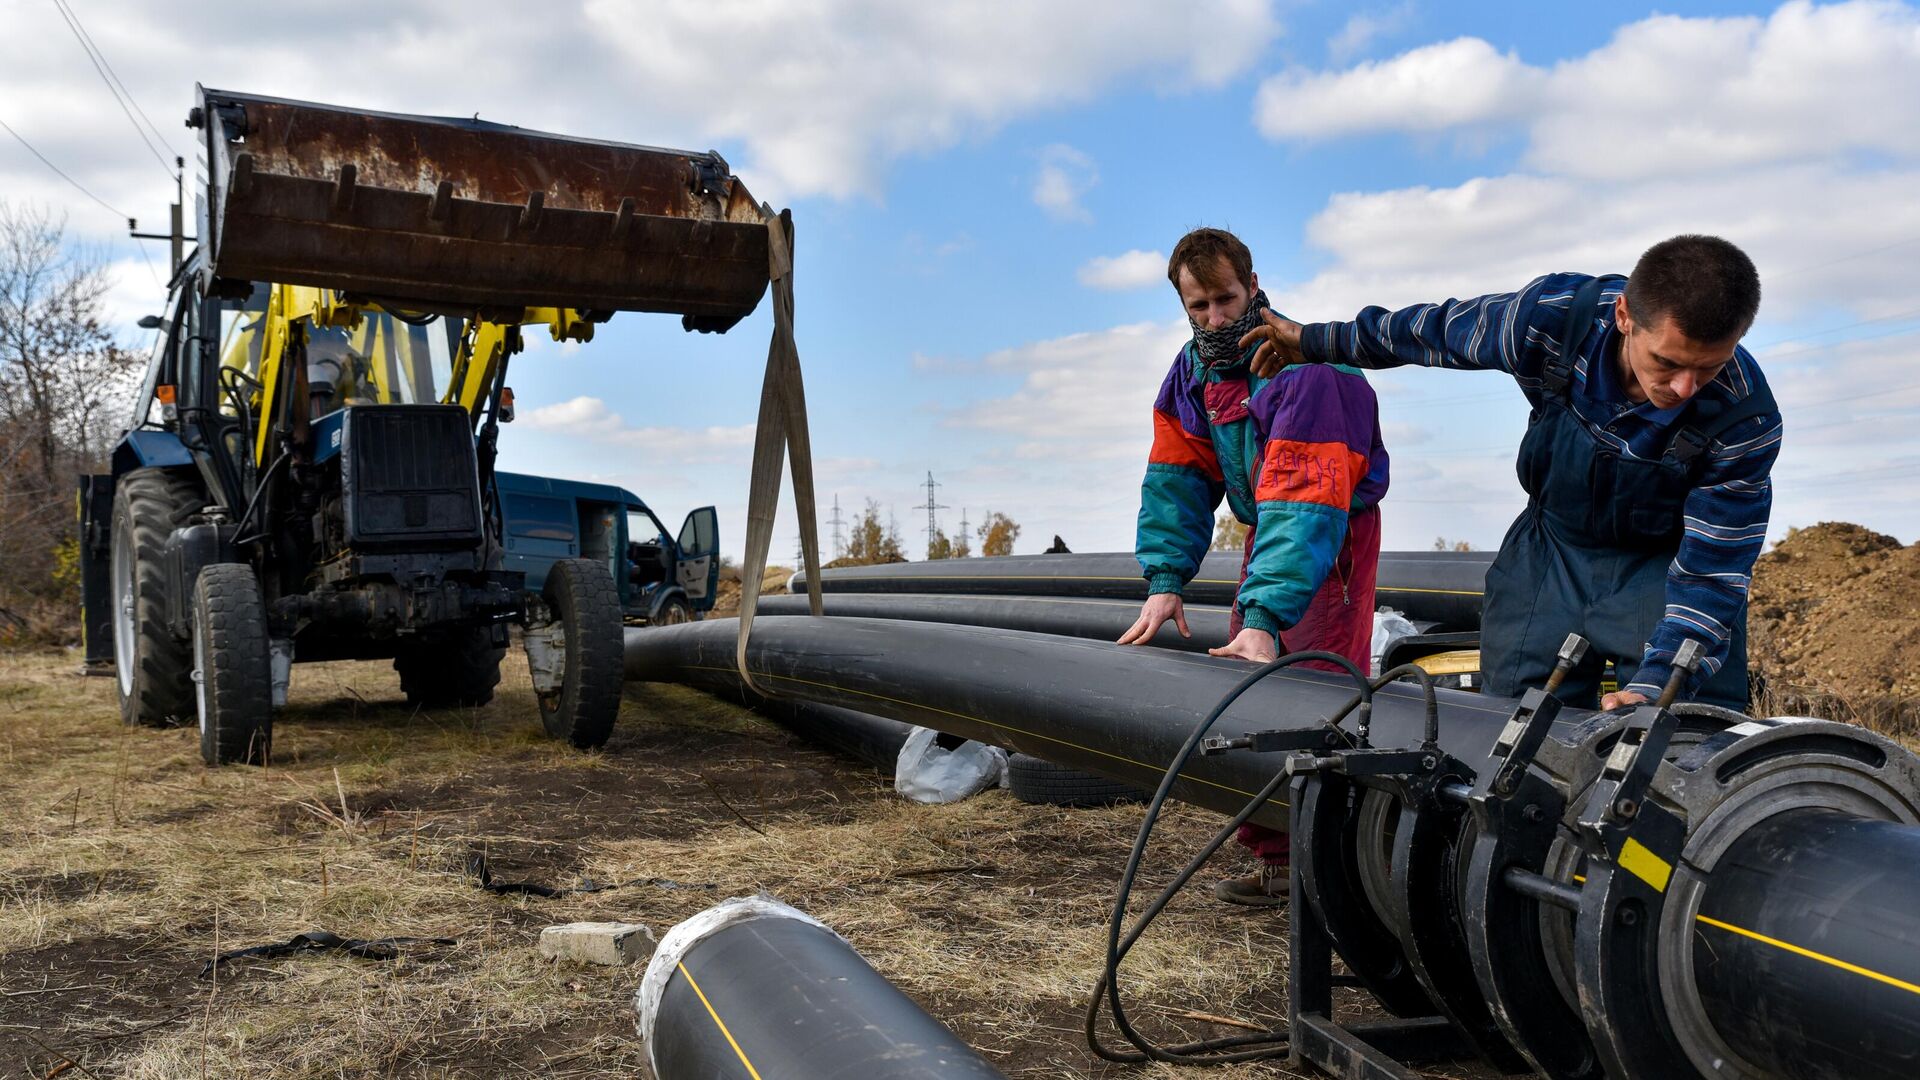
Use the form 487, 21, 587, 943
1032, 144, 1099, 222
523, 395, 755, 462
1256, 1, 1920, 179
1, 1, 1282, 243
1255, 37, 1541, 140
957, 320, 1185, 437
1077, 249, 1167, 290
1327, 3, 1415, 63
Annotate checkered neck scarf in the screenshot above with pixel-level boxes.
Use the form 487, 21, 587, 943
1190, 290, 1272, 368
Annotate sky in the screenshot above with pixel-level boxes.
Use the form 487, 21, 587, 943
4, 0, 1919, 561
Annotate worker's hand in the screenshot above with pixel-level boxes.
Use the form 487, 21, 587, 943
1118, 593, 1189, 645
1241, 310, 1307, 378
1209, 628, 1278, 664
1600, 689, 1649, 711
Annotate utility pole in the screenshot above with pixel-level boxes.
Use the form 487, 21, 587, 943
957, 508, 971, 556
912, 470, 949, 557
828, 494, 847, 561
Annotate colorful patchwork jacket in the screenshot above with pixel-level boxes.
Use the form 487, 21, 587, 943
1136, 341, 1389, 636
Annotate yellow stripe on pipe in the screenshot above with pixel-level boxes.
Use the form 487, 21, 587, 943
1694, 915, 1920, 998
677, 961, 765, 1080
1563, 873, 1917, 996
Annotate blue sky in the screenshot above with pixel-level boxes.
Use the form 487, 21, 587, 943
6, 0, 1918, 560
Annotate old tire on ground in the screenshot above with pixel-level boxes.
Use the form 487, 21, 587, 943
535, 558, 624, 749
1006, 753, 1148, 808
394, 627, 505, 708
111, 468, 203, 727
193, 563, 273, 766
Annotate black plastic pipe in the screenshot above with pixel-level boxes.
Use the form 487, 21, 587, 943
636, 896, 1006, 1079
1691, 808, 1920, 1080
754, 696, 915, 770
755, 592, 1231, 652
788, 550, 1492, 629
625, 616, 1535, 830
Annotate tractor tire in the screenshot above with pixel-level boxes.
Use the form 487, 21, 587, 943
394, 628, 504, 708
1006, 753, 1148, 808
534, 559, 624, 749
111, 468, 203, 728
192, 563, 273, 766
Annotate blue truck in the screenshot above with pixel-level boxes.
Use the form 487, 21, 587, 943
496, 472, 719, 624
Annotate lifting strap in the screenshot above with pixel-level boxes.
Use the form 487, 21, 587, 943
735, 207, 824, 694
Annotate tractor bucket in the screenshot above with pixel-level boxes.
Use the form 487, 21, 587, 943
191, 87, 771, 328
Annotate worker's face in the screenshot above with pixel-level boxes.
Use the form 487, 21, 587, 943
1176, 259, 1258, 331
1614, 295, 1740, 411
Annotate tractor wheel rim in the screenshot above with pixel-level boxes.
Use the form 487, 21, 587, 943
111, 523, 136, 699
193, 613, 210, 736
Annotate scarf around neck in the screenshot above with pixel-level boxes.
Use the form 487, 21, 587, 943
1190, 289, 1272, 369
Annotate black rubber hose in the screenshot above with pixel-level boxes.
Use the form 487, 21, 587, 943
638, 898, 1006, 1079
1692, 808, 1920, 1080
1088, 661, 1435, 1065
787, 551, 1491, 629
625, 617, 1533, 832
755, 592, 1231, 651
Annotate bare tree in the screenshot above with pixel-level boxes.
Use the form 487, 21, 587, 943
843, 499, 907, 565
0, 203, 141, 636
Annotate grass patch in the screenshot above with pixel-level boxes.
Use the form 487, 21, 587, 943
0, 647, 1351, 1078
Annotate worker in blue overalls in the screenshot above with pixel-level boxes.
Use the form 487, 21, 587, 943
1234, 236, 1780, 710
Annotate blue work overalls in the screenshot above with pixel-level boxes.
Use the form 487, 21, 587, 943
1481, 278, 1774, 710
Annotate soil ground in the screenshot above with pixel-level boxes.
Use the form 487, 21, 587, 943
0, 646, 1436, 1080
1748, 522, 1920, 736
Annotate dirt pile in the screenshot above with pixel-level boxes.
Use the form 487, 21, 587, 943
710, 563, 794, 618
1749, 522, 1920, 728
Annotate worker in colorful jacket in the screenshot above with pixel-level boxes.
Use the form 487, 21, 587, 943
1121, 228, 1389, 907
1237, 235, 1779, 714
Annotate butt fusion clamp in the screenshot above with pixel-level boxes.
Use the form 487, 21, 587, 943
1476, 633, 1589, 801
1579, 638, 1705, 855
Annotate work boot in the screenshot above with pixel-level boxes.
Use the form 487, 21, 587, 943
1214, 862, 1290, 907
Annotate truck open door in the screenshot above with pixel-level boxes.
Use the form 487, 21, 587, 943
676, 507, 719, 610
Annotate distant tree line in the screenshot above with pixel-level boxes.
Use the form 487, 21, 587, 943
829, 499, 1021, 567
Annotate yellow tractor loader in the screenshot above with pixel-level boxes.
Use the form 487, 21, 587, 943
80, 87, 776, 764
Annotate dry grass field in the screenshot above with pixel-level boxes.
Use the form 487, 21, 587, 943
0, 644, 1401, 1079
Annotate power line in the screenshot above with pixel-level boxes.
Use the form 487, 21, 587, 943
50, 0, 177, 179
51, 0, 177, 157
0, 115, 131, 221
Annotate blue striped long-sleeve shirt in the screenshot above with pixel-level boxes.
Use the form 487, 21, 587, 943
1299, 273, 1784, 699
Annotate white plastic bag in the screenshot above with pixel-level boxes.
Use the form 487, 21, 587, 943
1371, 608, 1419, 676
894, 726, 1008, 804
